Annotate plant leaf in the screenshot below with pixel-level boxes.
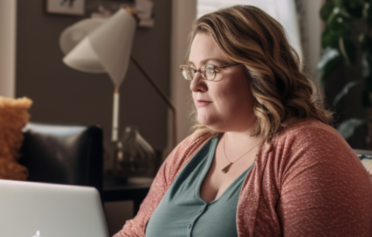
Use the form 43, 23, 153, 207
362, 52, 372, 78
318, 48, 343, 83
322, 28, 340, 48
363, 1, 372, 29
318, 48, 341, 69
345, 0, 364, 18
365, 73, 372, 93
337, 118, 366, 139
360, 34, 372, 54
333, 81, 361, 106
335, 0, 347, 9
327, 11, 351, 37
339, 37, 357, 66
320, 56, 343, 83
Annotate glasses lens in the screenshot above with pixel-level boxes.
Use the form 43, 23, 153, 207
187, 67, 195, 80
204, 65, 216, 80
180, 66, 194, 80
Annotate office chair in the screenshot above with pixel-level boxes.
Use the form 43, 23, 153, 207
19, 122, 104, 198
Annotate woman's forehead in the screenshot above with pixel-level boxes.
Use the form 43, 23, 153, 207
189, 33, 231, 65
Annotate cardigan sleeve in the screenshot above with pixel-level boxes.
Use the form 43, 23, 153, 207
112, 133, 210, 237
277, 126, 372, 236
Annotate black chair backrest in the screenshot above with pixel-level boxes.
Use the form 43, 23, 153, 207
19, 123, 103, 197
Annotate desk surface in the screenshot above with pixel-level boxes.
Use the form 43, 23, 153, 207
103, 177, 153, 203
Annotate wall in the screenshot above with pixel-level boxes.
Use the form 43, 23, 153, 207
303, 0, 323, 80
169, 0, 196, 144
16, 0, 171, 152
0, 0, 16, 98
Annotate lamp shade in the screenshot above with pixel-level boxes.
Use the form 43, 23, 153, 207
59, 18, 106, 55
62, 8, 137, 87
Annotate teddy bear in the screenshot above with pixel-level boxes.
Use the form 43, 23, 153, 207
0, 96, 32, 180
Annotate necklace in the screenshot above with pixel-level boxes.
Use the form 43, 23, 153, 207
221, 136, 260, 173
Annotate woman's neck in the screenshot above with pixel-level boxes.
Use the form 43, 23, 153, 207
223, 130, 262, 148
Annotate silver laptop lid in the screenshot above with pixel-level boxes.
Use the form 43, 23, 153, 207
0, 179, 109, 237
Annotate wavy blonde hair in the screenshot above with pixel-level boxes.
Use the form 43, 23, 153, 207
189, 5, 333, 141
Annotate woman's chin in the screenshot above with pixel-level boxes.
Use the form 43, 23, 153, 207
197, 115, 215, 127
197, 116, 225, 132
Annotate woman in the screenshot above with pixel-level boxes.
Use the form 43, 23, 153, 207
114, 5, 372, 237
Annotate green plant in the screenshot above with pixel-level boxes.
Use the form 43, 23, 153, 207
319, 0, 372, 146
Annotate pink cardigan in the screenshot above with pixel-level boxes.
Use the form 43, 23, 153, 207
114, 119, 372, 236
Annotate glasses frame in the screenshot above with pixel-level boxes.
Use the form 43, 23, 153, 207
179, 63, 241, 81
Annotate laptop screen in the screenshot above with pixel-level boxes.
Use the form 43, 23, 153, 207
0, 179, 109, 237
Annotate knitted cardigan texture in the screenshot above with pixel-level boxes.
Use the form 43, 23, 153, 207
114, 119, 372, 237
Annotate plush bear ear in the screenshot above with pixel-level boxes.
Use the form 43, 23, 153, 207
0, 96, 32, 127
0, 96, 32, 181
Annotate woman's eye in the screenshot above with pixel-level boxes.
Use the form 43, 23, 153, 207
206, 67, 215, 74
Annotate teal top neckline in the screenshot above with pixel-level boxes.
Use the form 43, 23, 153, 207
146, 136, 253, 237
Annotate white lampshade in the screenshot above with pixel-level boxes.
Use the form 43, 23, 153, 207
63, 37, 106, 73
59, 18, 106, 55
60, 8, 138, 142
59, 7, 177, 145
62, 8, 137, 88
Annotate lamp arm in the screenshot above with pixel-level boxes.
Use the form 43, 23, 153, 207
130, 55, 177, 149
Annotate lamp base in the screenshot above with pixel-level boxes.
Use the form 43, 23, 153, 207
104, 126, 157, 184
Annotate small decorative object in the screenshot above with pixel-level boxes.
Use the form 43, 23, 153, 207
46, 0, 85, 16
90, 5, 112, 19
85, 0, 155, 28
0, 96, 32, 181
114, 126, 156, 183
135, 0, 155, 28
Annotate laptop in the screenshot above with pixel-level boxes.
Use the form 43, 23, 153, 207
0, 179, 109, 237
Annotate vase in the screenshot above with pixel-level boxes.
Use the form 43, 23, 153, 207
113, 126, 156, 183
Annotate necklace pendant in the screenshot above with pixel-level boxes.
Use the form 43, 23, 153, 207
221, 162, 233, 173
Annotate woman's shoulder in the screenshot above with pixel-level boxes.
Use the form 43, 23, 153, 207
268, 118, 353, 158
262, 118, 367, 190
274, 118, 341, 143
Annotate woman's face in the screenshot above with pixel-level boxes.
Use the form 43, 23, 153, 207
189, 33, 256, 132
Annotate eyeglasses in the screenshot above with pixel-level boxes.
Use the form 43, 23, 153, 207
179, 63, 241, 81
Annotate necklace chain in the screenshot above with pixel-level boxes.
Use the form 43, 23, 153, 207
221, 135, 259, 173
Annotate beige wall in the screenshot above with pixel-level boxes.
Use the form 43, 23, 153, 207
304, 0, 323, 80
0, 0, 16, 98
169, 0, 197, 145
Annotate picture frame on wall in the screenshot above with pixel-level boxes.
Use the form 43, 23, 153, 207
46, 0, 85, 15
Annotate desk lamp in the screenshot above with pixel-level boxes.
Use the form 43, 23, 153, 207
59, 7, 177, 148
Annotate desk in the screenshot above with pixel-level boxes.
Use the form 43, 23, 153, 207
103, 177, 153, 215
102, 150, 162, 216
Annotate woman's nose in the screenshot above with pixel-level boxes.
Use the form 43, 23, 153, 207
189, 72, 207, 92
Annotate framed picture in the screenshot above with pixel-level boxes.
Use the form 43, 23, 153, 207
46, 0, 85, 16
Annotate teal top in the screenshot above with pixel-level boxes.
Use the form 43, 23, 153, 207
146, 137, 253, 237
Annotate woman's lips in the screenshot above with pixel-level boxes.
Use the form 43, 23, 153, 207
196, 99, 212, 107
